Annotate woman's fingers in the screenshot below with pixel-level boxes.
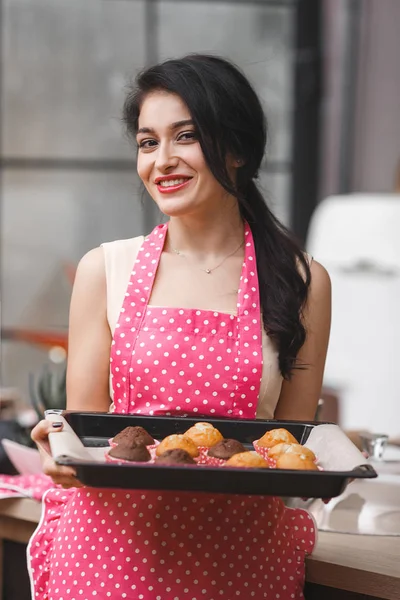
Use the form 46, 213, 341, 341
42, 455, 83, 488
31, 419, 63, 456
42, 454, 75, 478
31, 419, 83, 488
56, 477, 83, 489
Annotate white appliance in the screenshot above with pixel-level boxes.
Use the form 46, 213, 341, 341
306, 193, 400, 438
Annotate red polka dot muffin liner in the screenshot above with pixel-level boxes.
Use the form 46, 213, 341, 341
252, 441, 278, 467
252, 440, 269, 459
202, 454, 227, 467
148, 444, 160, 460
148, 441, 161, 453
193, 445, 211, 464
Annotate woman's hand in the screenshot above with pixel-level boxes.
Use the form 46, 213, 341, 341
31, 420, 83, 489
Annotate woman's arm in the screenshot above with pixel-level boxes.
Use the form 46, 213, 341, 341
30, 247, 111, 487
66, 247, 112, 411
274, 260, 331, 421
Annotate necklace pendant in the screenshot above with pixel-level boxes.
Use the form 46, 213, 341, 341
205, 268, 211, 274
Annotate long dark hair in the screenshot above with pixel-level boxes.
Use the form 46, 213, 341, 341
123, 54, 311, 379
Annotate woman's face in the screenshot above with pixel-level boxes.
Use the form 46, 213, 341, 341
136, 91, 234, 218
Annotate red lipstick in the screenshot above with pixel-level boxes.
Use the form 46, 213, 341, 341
154, 174, 193, 194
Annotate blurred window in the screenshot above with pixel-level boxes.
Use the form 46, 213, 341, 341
1, 0, 319, 404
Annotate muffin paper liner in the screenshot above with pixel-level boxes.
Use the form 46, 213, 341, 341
194, 445, 210, 464
202, 455, 227, 467
146, 441, 160, 453
252, 440, 277, 466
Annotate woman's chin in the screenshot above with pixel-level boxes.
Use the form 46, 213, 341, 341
155, 198, 195, 218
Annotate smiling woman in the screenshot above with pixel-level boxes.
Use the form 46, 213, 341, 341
29, 54, 331, 600
136, 91, 238, 227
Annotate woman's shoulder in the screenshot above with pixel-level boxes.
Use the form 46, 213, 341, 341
297, 253, 330, 286
75, 246, 105, 280
301, 257, 331, 321
308, 258, 331, 296
75, 236, 145, 284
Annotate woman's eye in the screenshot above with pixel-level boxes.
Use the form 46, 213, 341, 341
177, 131, 197, 142
138, 139, 158, 150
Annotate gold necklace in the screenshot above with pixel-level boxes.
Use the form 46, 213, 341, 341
171, 240, 244, 274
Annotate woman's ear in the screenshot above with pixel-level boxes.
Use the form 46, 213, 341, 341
227, 154, 244, 169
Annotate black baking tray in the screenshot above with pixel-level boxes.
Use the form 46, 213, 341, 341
55, 411, 377, 498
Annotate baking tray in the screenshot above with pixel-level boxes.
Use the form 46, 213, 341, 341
55, 411, 377, 498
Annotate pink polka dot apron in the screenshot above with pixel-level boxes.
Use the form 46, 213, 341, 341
28, 223, 316, 600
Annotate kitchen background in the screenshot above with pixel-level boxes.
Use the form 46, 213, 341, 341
1, 0, 400, 438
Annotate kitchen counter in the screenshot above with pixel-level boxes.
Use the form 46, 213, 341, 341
307, 531, 400, 599
0, 497, 41, 543
0, 497, 42, 600
0, 498, 399, 599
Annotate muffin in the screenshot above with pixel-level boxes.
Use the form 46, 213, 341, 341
112, 426, 155, 447
225, 451, 269, 469
184, 422, 224, 448
276, 453, 318, 471
155, 449, 196, 465
255, 428, 298, 449
268, 442, 316, 462
155, 434, 199, 458
208, 439, 247, 460
108, 442, 151, 463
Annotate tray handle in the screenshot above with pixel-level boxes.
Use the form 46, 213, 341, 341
45, 412, 94, 462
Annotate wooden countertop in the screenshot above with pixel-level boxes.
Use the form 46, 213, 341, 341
307, 531, 400, 600
1, 499, 399, 598
0, 497, 42, 523
0, 497, 42, 544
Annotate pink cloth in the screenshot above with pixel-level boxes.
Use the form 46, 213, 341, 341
0, 473, 54, 501
27, 223, 316, 600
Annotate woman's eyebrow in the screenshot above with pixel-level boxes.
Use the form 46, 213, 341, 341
170, 119, 194, 130
137, 119, 194, 135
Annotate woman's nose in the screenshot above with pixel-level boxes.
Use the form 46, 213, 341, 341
155, 142, 179, 171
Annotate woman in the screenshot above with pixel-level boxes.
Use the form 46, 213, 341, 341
30, 54, 331, 599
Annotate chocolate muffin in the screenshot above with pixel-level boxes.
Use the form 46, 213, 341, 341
208, 439, 247, 460
108, 442, 151, 462
155, 449, 196, 465
112, 426, 154, 447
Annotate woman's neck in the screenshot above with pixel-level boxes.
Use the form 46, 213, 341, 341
166, 203, 244, 259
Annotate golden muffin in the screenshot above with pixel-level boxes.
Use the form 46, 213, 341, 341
268, 442, 316, 462
256, 428, 298, 449
184, 422, 224, 448
276, 453, 318, 471
155, 434, 199, 458
225, 451, 269, 469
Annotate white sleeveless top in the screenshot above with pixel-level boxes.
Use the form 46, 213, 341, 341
102, 237, 284, 419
